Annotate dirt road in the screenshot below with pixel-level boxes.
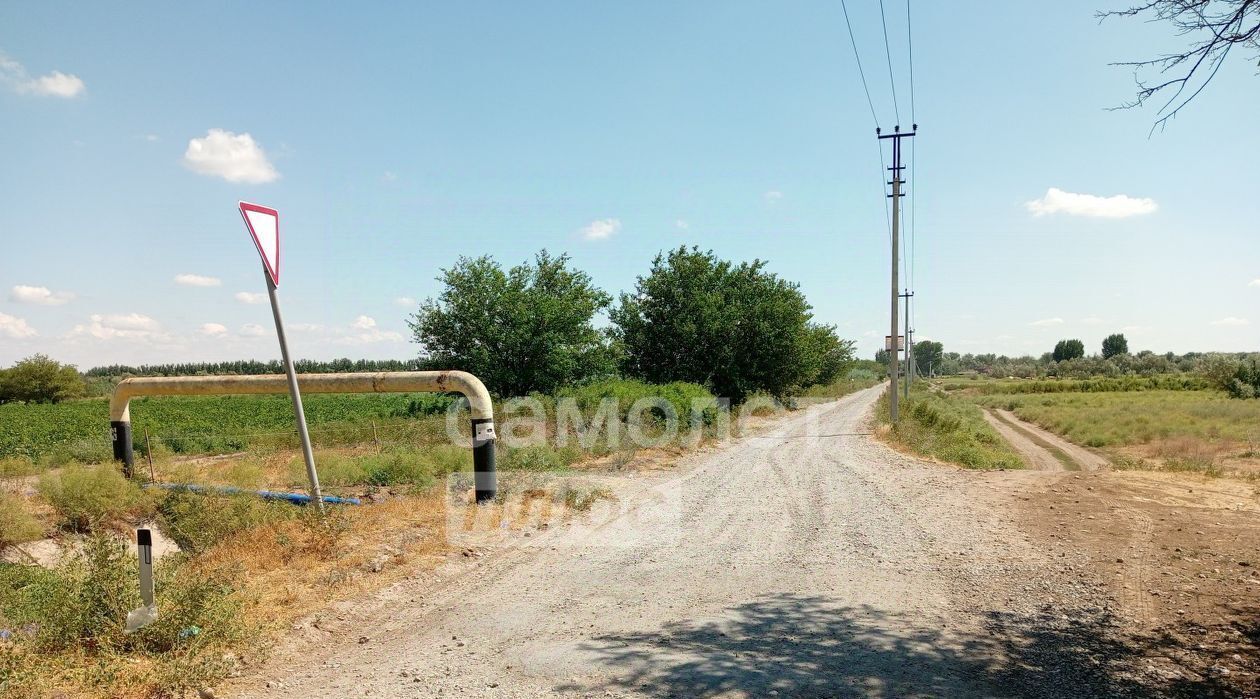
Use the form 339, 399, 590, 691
982, 408, 1110, 472
237, 386, 1245, 698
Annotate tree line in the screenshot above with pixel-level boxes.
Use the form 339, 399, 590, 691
408, 247, 856, 402
3, 247, 860, 404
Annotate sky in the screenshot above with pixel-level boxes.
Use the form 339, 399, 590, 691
1, 0, 1257, 369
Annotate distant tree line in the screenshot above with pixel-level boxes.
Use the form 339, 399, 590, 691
84, 358, 420, 378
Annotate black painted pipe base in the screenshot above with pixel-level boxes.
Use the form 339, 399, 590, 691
471, 417, 497, 503
111, 420, 134, 479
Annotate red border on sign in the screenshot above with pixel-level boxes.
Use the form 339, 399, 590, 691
238, 201, 280, 286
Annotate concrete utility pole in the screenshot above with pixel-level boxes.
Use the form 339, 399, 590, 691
900, 289, 914, 400
879, 125, 915, 421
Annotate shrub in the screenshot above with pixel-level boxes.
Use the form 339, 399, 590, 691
36, 465, 147, 532
557, 378, 717, 426
0, 494, 43, 552
156, 490, 299, 555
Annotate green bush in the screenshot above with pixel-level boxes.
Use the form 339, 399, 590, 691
156, 490, 299, 555
36, 465, 147, 532
499, 444, 584, 471
0, 494, 43, 551
557, 378, 717, 426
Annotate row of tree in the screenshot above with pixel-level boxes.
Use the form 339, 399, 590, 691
6, 247, 857, 405
85, 358, 420, 378
408, 248, 855, 401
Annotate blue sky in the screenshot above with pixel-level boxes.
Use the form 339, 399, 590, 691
2, 1, 1257, 368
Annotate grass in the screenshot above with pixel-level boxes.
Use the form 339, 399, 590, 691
973, 390, 1260, 448
939, 374, 1210, 395
877, 385, 1024, 470
36, 465, 152, 533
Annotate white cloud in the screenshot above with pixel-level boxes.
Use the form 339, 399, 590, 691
174, 273, 222, 288
675, 219, 689, 231
182, 129, 279, 184
234, 291, 266, 304
382, 171, 398, 182
1028, 317, 1064, 327
199, 322, 228, 336
579, 218, 621, 241
69, 313, 162, 340
0, 313, 37, 338
394, 296, 417, 307
1210, 317, 1250, 327
0, 53, 85, 98
144, 134, 159, 142
9, 285, 74, 305
1248, 279, 1260, 288
239, 323, 266, 337
764, 190, 783, 203
351, 315, 377, 330
1026, 188, 1157, 219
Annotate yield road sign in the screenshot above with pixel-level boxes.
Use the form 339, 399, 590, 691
239, 201, 280, 286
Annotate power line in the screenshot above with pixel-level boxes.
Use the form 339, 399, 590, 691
841, 0, 882, 128
906, 0, 916, 125
878, 0, 901, 125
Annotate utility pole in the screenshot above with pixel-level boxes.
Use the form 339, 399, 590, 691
900, 289, 914, 400
879, 124, 915, 421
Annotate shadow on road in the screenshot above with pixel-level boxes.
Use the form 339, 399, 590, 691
564, 594, 1239, 698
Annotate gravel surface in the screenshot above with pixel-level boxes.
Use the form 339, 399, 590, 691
233, 386, 1234, 698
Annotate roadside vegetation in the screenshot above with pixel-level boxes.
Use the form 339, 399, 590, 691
877, 385, 1024, 470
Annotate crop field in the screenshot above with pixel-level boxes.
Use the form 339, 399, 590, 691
0, 392, 454, 462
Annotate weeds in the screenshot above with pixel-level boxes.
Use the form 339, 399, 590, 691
156, 490, 300, 555
879, 387, 1024, 470
0, 494, 43, 553
36, 465, 149, 532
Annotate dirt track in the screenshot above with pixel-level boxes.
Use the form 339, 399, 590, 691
235, 386, 1255, 698
982, 408, 1110, 472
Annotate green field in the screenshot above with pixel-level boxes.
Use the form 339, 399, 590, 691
970, 389, 1260, 448
0, 392, 455, 461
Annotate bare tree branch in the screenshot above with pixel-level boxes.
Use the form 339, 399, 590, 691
1098, 0, 1259, 132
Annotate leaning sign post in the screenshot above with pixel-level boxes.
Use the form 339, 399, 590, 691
239, 202, 325, 512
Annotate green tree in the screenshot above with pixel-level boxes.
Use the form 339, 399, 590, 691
0, 355, 85, 403
1101, 333, 1129, 359
407, 250, 613, 396
800, 325, 857, 387
610, 247, 830, 402
913, 340, 944, 377
1052, 339, 1086, 362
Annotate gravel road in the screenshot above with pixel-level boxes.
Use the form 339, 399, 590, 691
236, 386, 1174, 698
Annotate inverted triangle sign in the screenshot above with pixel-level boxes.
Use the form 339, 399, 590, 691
239, 201, 280, 286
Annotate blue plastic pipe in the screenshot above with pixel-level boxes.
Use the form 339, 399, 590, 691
146, 482, 361, 505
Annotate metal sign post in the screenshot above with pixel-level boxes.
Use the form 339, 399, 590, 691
239, 202, 324, 512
